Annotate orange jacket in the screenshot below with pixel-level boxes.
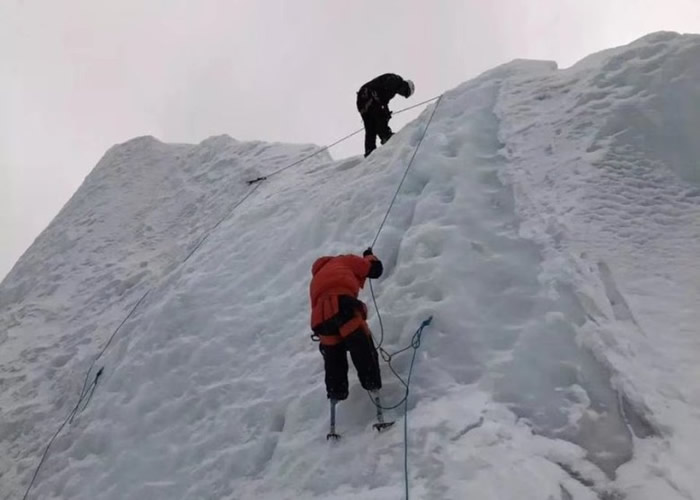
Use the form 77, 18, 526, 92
309, 254, 379, 339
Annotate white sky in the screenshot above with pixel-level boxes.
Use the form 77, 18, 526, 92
2, 0, 700, 280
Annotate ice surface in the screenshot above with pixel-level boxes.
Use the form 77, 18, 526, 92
496, 31, 700, 498
2, 31, 700, 500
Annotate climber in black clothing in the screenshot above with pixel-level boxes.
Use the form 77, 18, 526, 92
356, 73, 415, 157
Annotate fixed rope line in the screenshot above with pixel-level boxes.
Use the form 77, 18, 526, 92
74, 367, 103, 416
24, 94, 443, 499
364, 317, 432, 410
361, 95, 442, 500
400, 319, 430, 500
183, 182, 263, 263
261, 128, 365, 180
371, 95, 443, 248
392, 95, 441, 116
247, 95, 443, 185
365, 97, 442, 350
22, 400, 81, 500
22, 365, 102, 500
23, 182, 264, 499
366, 93, 442, 407
22, 287, 149, 499
70, 290, 151, 425
363, 316, 432, 500
368, 280, 385, 349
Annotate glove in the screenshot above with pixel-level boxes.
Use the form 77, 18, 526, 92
367, 259, 383, 279
363, 247, 373, 257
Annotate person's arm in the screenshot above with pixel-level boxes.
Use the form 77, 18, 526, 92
339, 251, 383, 280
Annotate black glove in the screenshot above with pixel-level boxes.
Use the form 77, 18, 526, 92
367, 259, 383, 279
363, 247, 373, 257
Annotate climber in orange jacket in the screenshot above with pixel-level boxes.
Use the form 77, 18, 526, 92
309, 248, 383, 401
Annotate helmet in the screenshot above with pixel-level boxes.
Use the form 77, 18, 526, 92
405, 79, 415, 97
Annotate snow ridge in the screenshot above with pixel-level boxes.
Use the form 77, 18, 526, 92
0, 136, 332, 499
2, 31, 700, 500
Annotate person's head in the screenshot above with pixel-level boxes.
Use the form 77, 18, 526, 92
398, 79, 415, 98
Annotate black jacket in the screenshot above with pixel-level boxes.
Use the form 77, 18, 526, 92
357, 73, 411, 110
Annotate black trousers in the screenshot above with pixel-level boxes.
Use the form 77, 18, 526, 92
357, 93, 393, 157
319, 329, 382, 401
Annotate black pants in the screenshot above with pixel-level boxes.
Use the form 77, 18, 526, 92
320, 329, 382, 400
357, 92, 393, 157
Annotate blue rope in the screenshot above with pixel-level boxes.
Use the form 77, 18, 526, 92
402, 317, 432, 500
365, 317, 432, 498
365, 315, 432, 500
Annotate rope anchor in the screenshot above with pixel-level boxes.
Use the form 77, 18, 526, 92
246, 176, 267, 185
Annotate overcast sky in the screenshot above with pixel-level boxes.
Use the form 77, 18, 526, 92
2, 0, 699, 280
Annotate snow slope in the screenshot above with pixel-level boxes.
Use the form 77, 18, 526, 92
2, 32, 700, 499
